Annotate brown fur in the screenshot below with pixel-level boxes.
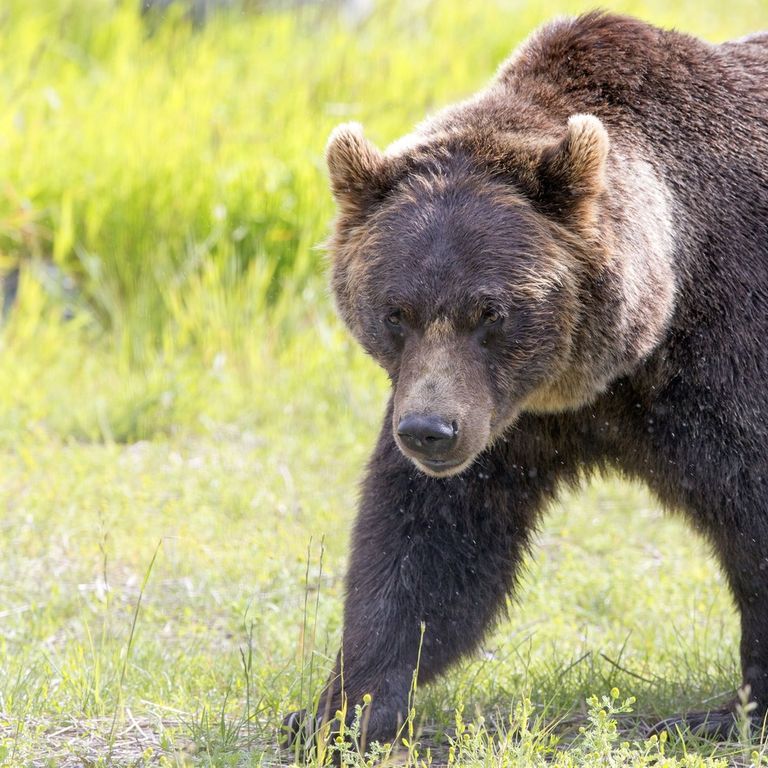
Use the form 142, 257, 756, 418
284, 12, 768, 748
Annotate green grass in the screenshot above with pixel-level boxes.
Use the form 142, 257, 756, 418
0, 388, 755, 766
1, 0, 768, 765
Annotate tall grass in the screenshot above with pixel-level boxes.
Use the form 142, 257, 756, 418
0, 0, 765, 441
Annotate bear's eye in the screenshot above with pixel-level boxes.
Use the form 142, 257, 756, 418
385, 310, 403, 329
481, 309, 502, 327
477, 308, 503, 347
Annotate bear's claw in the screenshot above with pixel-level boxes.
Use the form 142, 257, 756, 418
280, 709, 321, 750
648, 708, 740, 741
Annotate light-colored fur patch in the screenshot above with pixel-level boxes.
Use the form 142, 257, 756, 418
522, 148, 677, 414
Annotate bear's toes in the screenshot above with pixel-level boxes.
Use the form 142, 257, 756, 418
280, 709, 321, 750
648, 707, 744, 741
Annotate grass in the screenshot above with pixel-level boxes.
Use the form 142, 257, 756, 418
0, 392, 756, 766
1, 0, 768, 765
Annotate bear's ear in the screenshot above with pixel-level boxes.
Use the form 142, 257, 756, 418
326, 123, 394, 220
518, 114, 609, 237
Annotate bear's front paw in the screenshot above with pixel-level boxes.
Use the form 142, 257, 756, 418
648, 708, 739, 740
280, 709, 322, 750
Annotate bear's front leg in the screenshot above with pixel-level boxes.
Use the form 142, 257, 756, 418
283, 413, 559, 749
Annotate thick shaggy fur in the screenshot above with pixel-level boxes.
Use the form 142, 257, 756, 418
285, 13, 768, 746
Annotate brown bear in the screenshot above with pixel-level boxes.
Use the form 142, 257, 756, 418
284, 11, 768, 748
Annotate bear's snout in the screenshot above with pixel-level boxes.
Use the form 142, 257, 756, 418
396, 413, 458, 463
394, 406, 487, 478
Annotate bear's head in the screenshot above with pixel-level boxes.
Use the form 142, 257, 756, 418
326, 117, 613, 477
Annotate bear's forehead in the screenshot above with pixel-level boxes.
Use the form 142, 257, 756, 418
380, 173, 539, 250
363, 250, 532, 328
360, 180, 545, 302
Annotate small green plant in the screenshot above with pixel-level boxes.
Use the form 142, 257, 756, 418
319, 697, 394, 767
571, 688, 637, 765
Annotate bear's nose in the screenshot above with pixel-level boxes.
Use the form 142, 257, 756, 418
397, 414, 458, 458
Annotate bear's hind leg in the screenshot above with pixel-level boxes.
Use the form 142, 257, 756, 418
652, 513, 768, 740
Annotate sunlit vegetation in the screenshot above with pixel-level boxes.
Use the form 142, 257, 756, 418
1, 0, 766, 764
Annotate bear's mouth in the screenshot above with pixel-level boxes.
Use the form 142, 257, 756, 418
413, 456, 473, 478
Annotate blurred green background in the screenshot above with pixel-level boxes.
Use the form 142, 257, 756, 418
1, 0, 765, 443
1, 1, 767, 765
